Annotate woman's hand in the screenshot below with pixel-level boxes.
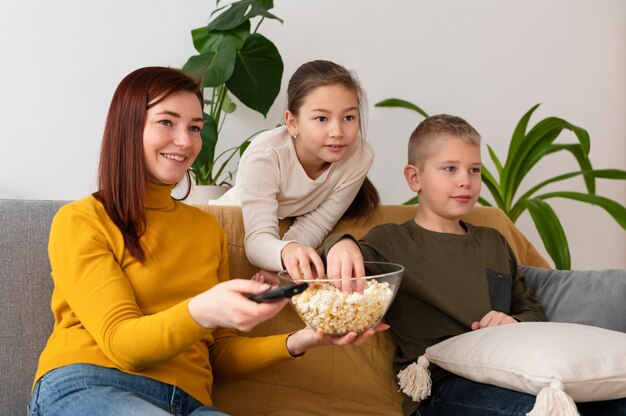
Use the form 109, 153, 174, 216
281, 242, 325, 280
471, 310, 517, 330
188, 279, 288, 332
285, 323, 390, 356
326, 238, 366, 293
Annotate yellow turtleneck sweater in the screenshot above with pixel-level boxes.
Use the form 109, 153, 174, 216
34, 182, 293, 405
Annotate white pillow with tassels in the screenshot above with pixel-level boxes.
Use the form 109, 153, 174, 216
398, 322, 626, 416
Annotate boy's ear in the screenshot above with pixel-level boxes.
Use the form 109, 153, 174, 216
404, 164, 421, 193
284, 111, 297, 137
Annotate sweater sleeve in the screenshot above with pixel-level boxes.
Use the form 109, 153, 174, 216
282, 144, 373, 250
240, 139, 374, 272
48, 204, 209, 372
208, 232, 295, 378
239, 149, 293, 271
209, 331, 293, 379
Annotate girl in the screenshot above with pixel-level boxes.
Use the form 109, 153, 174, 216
28, 67, 384, 416
219, 60, 379, 280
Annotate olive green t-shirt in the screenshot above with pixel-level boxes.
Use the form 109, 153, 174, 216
323, 220, 546, 415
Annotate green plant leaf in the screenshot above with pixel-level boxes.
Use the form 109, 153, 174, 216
507, 103, 540, 164
191, 21, 250, 53
501, 115, 590, 208
191, 113, 219, 184
227, 33, 283, 116
525, 199, 570, 269
239, 140, 251, 155
257, 0, 274, 9
208, 0, 282, 32
374, 98, 429, 118
537, 191, 626, 230
589, 168, 626, 179
480, 166, 506, 211
221, 93, 237, 113
182, 46, 237, 88
486, 144, 503, 177
549, 144, 595, 194
511, 168, 626, 221
477, 197, 493, 207
403, 195, 419, 205
191, 27, 212, 53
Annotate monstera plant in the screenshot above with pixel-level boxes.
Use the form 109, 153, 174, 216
182, 0, 283, 185
375, 99, 626, 269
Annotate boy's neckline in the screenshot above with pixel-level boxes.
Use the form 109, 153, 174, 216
412, 217, 469, 235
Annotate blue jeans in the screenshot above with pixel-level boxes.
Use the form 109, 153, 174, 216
28, 364, 229, 416
415, 374, 626, 416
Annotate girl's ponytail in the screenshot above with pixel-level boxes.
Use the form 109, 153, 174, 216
342, 176, 380, 220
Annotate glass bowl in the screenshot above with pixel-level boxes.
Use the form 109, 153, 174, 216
278, 261, 403, 336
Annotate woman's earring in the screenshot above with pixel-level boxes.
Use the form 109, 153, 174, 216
292, 133, 298, 139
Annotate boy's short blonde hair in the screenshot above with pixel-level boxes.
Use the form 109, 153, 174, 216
408, 114, 481, 167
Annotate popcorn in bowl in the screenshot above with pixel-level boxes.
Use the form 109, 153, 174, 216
279, 261, 403, 335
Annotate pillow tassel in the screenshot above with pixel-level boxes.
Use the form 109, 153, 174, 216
397, 355, 431, 401
527, 379, 579, 416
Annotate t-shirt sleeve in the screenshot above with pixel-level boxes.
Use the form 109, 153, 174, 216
48, 204, 209, 372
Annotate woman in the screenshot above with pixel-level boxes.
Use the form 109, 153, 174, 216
28, 66, 385, 416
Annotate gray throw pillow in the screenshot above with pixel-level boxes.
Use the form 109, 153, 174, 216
520, 266, 626, 332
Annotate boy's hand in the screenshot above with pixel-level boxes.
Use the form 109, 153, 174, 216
326, 238, 366, 293
471, 310, 517, 330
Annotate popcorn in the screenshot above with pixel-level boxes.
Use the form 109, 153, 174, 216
291, 280, 393, 334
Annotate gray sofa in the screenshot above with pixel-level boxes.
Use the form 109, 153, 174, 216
2, 199, 624, 416
1, 200, 67, 414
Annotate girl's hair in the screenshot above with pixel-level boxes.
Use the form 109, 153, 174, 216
95, 66, 203, 262
287, 60, 380, 219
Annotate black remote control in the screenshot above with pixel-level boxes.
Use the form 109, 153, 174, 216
248, 282, 309, 303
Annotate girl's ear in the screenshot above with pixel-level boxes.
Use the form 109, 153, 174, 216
404, 164, 421, 193
284, 111, 298, 137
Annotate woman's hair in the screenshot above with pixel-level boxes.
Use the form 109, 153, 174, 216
96, 66, 203, 262
287, 60, 380, 219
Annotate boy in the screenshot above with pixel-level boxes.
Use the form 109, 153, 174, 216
324, 114, 626, 415
322, 114, 548, 415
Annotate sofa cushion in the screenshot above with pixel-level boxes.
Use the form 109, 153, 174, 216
3, 201, 550, 416
205, 204, 551, 415
418, 322, 626, 404
521, 266, 626, 332
0, 199, 67, 413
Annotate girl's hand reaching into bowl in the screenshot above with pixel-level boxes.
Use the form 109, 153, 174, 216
281, 242, 326, 280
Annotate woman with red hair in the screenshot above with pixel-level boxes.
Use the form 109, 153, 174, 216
28, 66, 385, 416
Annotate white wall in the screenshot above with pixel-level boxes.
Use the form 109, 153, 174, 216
1, 0, 624, 269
